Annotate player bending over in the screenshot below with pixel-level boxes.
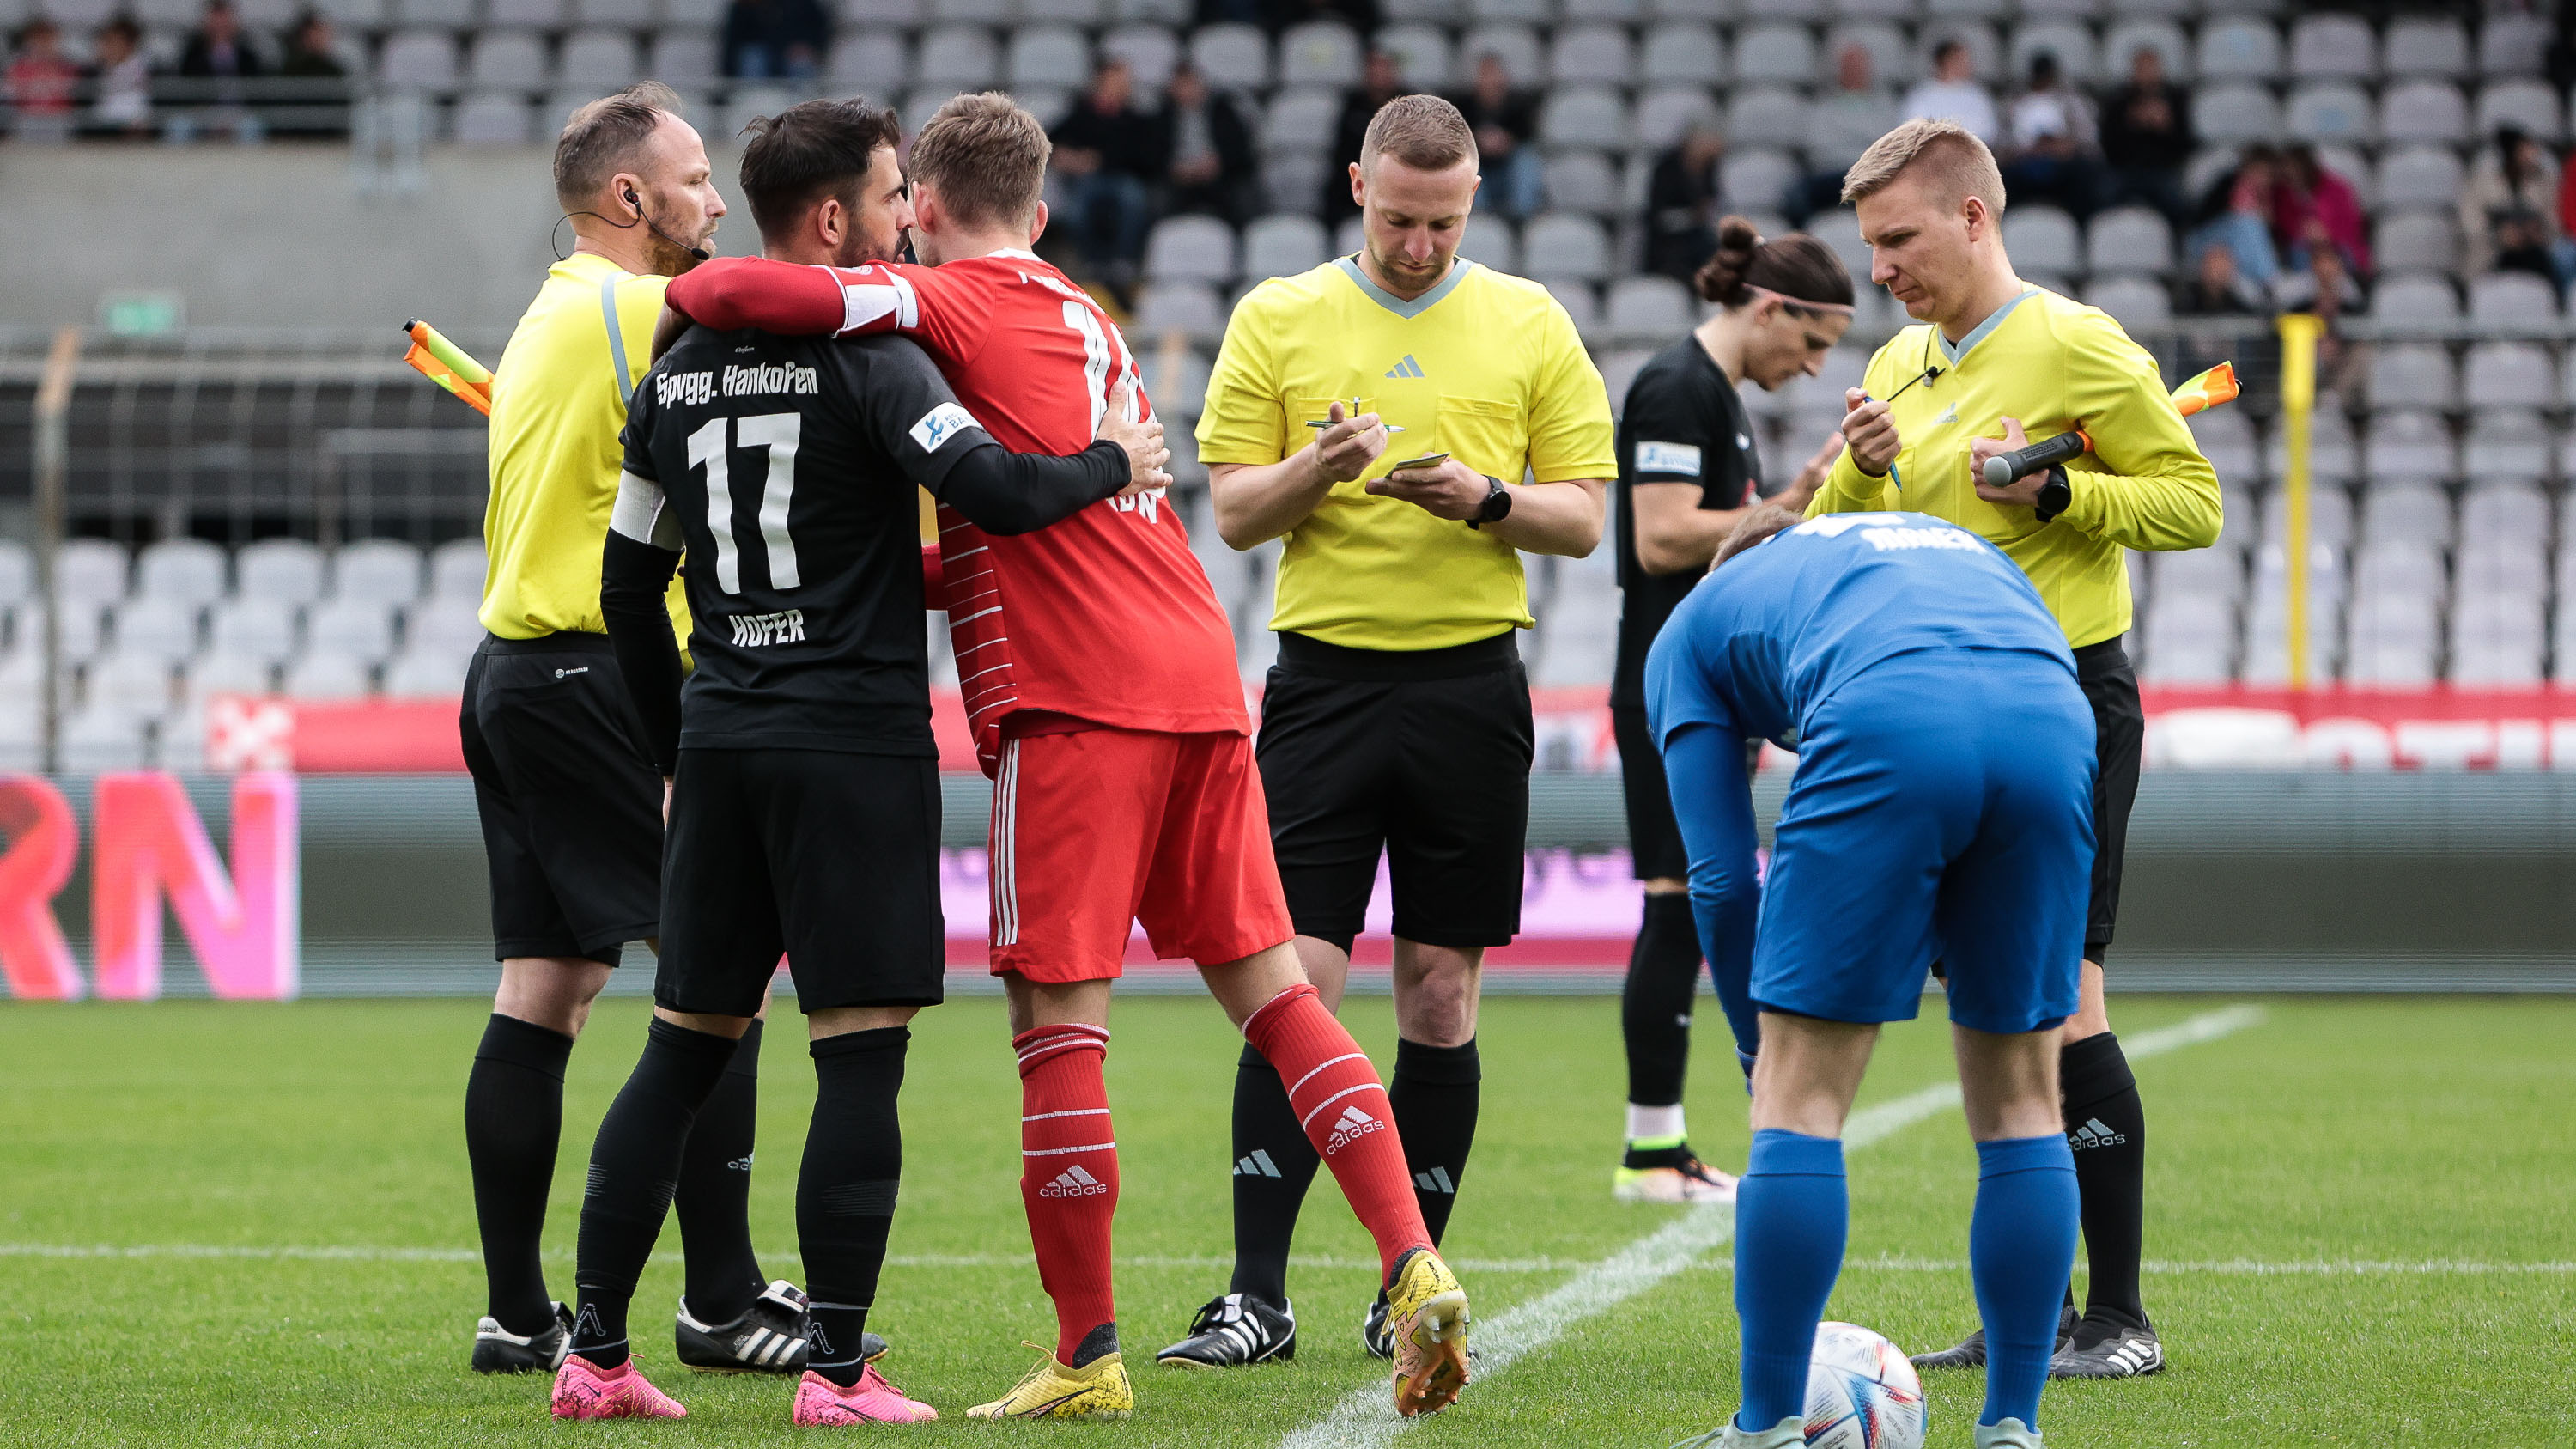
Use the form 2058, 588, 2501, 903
547, 98, 1170, 1425
1650, 506, 2092, 1449
663, 91, 1473, 1422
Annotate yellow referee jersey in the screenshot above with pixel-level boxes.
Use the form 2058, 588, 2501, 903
481, 252, 690, 642
1197, 256, 1617, 651
1807, 286, 2221, 649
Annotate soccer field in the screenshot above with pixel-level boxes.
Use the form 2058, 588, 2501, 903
3, 994, 2568, 1447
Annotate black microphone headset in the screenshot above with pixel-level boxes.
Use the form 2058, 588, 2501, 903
550, 186, 710, 262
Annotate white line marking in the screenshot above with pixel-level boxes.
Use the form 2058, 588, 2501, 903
1275, 1004, 2268, 1449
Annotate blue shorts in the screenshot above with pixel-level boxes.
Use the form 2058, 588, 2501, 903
1752, 648, 2094, 1035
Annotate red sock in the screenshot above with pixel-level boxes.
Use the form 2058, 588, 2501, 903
1014, 1024, 1118, 1362
1242, 984, 1432, 1281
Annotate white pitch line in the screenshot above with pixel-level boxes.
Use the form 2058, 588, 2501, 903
1275, 1003, 2268, 1449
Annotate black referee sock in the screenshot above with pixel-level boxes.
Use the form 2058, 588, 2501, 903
1621, 892, 1703, 1125
676, 1017, 766, 1328
1226, 1043, 1321, 1310
2061, 1031, 2148, 1325
800, 1027, 909, 1387
1389, 1037, 1480, 1246
465, 1013, 575, 1337
573, 1018, 743, 1369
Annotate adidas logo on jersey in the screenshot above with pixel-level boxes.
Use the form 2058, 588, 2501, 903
1935, 403, 1960, 425
2070, 1117, 2129, 1149
1384, 355, 1425, 379
1413, 1166, 1456, 1195
1325, 1105, 1386, 1155
1040, 1163, 1110, 1198
1233, 1149, 1284, 1178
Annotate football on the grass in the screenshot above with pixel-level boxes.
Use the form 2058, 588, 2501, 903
1803, 1321, 1926, 1449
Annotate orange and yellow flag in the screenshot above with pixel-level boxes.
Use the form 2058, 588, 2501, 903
2168, 362, 2239, 419
400, 319, 495, 417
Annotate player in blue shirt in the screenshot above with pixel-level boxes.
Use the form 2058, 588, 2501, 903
1646, 507, 2093, 1449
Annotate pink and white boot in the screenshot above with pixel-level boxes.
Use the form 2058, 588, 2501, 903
793, 1365, 939, 1425
550, 1355, 688, 1420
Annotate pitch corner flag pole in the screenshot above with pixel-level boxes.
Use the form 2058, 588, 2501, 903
2275, 314, 2323, 692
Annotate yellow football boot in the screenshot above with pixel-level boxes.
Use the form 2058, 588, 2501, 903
965, 1342, 1134, 1421
1384, 1247, 1470, 1417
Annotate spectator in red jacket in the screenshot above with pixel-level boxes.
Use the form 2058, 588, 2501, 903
2271, 144, 2372, 277
7, 18, 83, 141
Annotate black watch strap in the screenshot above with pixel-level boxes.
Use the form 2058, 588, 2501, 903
1467, 475, 1510, 529
2032, 464, 2072, 524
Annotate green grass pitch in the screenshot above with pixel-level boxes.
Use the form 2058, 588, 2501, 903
2, 995, 2569, 1446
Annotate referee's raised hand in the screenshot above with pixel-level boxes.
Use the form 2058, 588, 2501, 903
1310, 399, 1390, 483
1841, 387, 1900, 478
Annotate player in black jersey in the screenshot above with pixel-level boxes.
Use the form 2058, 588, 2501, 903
1608, 217, 1854, 1204
549, 100, 1170, 1426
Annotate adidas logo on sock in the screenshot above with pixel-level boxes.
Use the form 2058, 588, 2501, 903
1233, 1149, 1283, 1178
1413, 1166, 1455, 1195
1040, 1163, 1110, 1198
1384, 354, 1425, 379
1325, 1105, 1387, 1155
2070, 1117, 2129, 1149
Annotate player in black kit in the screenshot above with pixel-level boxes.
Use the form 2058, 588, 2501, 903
1607, 217, 1855, 1203
548, 100, 1171, 1425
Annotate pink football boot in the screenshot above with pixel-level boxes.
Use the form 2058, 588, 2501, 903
793, 1366, 939, 1425
550, 1355, 688, 1420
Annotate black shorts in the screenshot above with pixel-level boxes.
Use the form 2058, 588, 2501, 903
2077, 636, 2144, 963
1256, 630, 1534, 954
655, 746, 946, 1018
1612, 703, 1689, 882
460, 633, 663, 966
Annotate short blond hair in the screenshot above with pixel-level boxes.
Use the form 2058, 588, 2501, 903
1840, 118, 2006, 217
1360, 94, 1475, 172
911, 91, 1050, 230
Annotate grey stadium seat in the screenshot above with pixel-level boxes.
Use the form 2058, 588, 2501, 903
2377, 145, 2464, 210
1724, 87, 1804, 151
306, 600, 398, 662
1547, 25, 1632, 88
930, 0, 1008, 21
2378, 213, 2461, 275
1634, 86, 1716, 150
1719, 149, 1799, 219
1637, 23, 1722, 88
2289, 14, 2375, 81
1597, 348, 1656, 412
2385, 16, 2470, 81
2366, 345, 2459, 412
2083, 276, 2169, 329
2190, 409, 2262, 484
555, 32, 639, 89
2271, 411, 2358, 481
333, 539, 425, 606
453, 94, 535, 145
1259, 88, 1337, 153
2371, 273, 2460, 323
2464, 409, 2553, 481
466, 32, 544, 88
208, 599, 299, 665
2083, 206, 2172, 275
395, 0, 472, 25
1466, 0, 1550, 22
2288, 83, 2374, 144
1381, 0, 1460, 21
1279, 21, 1361, 88
2450, 599, 2547, 685
1241, 213, 1328, 280
663, 0, 726, 24
1376, 24, 1451, 88
1730, 24, 1814, 87
1188, 24, 1269, 89
2470, 273, 2560, 326
914, 27, 999, 89
1603, 276, 1691, 344
376, 31, 458, 88
487, 0, 562, 27
2010, 21, 2098, 85
2378, 82, 2468, 146
1142, 348, 1211, 423
573, 0, 653, 21
109, 599, 197, 664
836, 0, 920, 24
1519, 213, 1609, 283
285, 652, 372, 702
1459, 216, 1519, 273
1457, 24, 1540, 87
429, 539, 486, 600
2104, 20, 2189, 82
2197, 19, 2283, 83
1144, 216, 1237, 285
1921, 23, 2002, 83
1024, 0, 1107, 23
2360, 487, 2450, 551
2195, 87, 2281, 147
58, 539, 128, 604
1559, 0, 1635, 20
722, 88, 801, 143
647, 33, 719, 88
2364, 411, 2457, 484
137, 538, 227, 606
2464, 342, 2557, 410
1826, 21, 1912, 87
2476, 79, 2566, 143
0, 541, 27, 606
87, 650, 177, 718
2476, 13, 2551, 78
238, 539, 326, 606
404, 596, 487, 660
1007, 27, 1092, 89
1542, 150, 1619, 216
1549, 282, 1602, 340
1538, 87, 1627, 149
830, 31, 908, 92
2000, 207, 2079, 275
385, 648, 471, 698
185, 651, 273, 703
1098, 26, 1179, 89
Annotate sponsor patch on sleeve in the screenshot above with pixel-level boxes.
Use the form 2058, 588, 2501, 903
908, 402, 981, 454
1636, 441, 1702, 476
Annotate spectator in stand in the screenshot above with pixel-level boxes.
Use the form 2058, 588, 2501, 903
1051, 58, 1161, 303
2462, 126, 2561, 281
1643, 120, 1724, 283
1322, 48, 1402, 222
2000, 51, 2105, 219
1152, 62, 1256, 224
87, 18, 155, 138
2272, 144, 2372, 278
175, 0, 264, 141
2186, 145, 2282, 289
2098, 46, 2193, 229
1446, 51, 1541, 220
1789, 43, 1896, 225
721, 0, 829, 80
1265, 0, 1376, 33
2175, 241, 2266, 317
1899, 38, 1998, 145
2273, 240, 2366, 400
7, 18, 83, 142
274, 12, 350, 138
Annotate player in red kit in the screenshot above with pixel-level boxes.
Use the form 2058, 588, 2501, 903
664, 92, 1472, 1422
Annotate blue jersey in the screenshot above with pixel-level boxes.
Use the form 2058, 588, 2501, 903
1643, 511, 2075, 752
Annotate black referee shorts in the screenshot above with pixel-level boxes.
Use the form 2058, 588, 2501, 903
459, 632, 664, 966
656, 747, 945, 1019
1256, 630, 1534, 954
2076, 636, 2144, 965
1611, 703, 1690, 883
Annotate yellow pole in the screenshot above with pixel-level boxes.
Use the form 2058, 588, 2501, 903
2275, 314, 2323, 691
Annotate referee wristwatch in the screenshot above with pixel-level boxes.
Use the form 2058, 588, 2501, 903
1466, 475, 1512, 529
2032, 464, 2072, 524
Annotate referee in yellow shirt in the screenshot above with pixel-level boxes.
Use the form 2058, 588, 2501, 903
1163, 94, 1615, 1365
461, 82, 801, 1379
1814, 119, 2221, 1382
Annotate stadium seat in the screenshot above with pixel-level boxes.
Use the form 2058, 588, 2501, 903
1729, 24, 1814, 88
2384, 16, 2470, 81
2344, 588, 2440, 686
836, 0, 917, 22
384, 648, 471, 697
2364, 411, 2458, 484
1188, 23, 1269, 90
2082, 276, 2169, 328
2360, 486, 2450, 549
1537, 87, 1627, 149
2476, 12, 2552, 78
2376, 144, 2464, 210
2476, 79, 2567, 142
465, 32, 544, 89
2370, 272, 2461, 322
1520, 213, 1609, 283
1718, 150, 1798, 220
2195, 86, 2282, 146
2464, 409, 2552, 481
1142, 347, 1211, 423
58, 539, 129, 605
2462, 482, 2552, 543
2450, 602, 2547, 685
830, 30, 908, 91
1560, 0, 1636, 20
554, 31, 639, 89
1261, 154, 1333, 216
428, 539, 486, 601
285, 652, 372, 701
331, 540, 424, 606
2104, 20, 2189, 82
453, 94, 535, 145
376, 30, 458, 88
1457, 24, 1541, 90
1259, 87, 1337, 153
2375, 82, 2469, 147
1143, 215, 1237, 285
1006, 25, 1091, 88
1279, 21, 1361, 88
207, 598, 299, 664
2190, 409, 2263, 484
1599, 275, 1687, 346
2378, 213, 2461, 275
1376, 24, 1453, 88
1825, 0, 1917, 18
1824, 21, 1911, 86
1546, 25, 1631, 87
136, 538, 227, 606
1024, 0, 1106, 23
915, 26, 998, 88
108, 598, 197, 665
486, 0, 563, 28
2000, 207, 2079, 276
2010, 21, 2099, 84
1549, 282, 1603, 340
2463, 342, 2558, 411
57, 706, 149, 771
2289, 14, 2376, 81
1240, 213, 1327, 280
1097, 25, 1178, 89
2470, 273, 2561, 326
2197, 18, 2283, 83
647, 32, 717, 85
1542, 150, 1618, 216
1722, 87, 1804, 151
576, 0, 655, 22
2288, 83, 2375, 144
2366, 344, 2459, 413
86, 648, 177, 716
1597, 347, 1655, 411
185, 650, 273, 702
1921, 22, 2003, 83
1466, 0, 1550, 21
2272, 411, 2359, 482
307, 600, 397, 663
403, 597, 487, 661
1632, 85, 1716, 150
664, 0, 725, 24
1380, 0, 1457, 20
2082, 206, 2172, 275
22, 603, 106, 664
0, 542, 28, 607
393, 0, 472, 26
1632, 23, 1721, 90
723, 87, 799, 141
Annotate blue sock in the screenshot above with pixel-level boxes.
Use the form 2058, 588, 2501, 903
1734, 1129, 1845, 1432
1971, 1134, 2080, 1429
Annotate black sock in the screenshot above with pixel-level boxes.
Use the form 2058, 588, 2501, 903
799, 1026, 909, 1387
571, 1018, 742, 1369
1225, 1043, 1321, 1310
2061, 1031, 2148, 1325
1620, 892, 1701, 1159
676, 1017, 766, 1327
466, 1013, 575, 1336
1388, 1037, 1480, 1246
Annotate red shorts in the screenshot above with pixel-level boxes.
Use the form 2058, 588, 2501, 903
987, 725, 1294, 982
